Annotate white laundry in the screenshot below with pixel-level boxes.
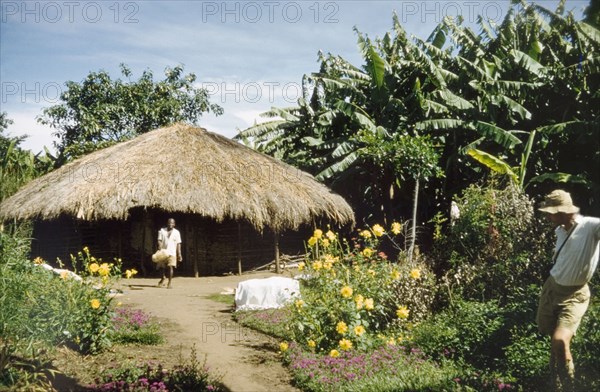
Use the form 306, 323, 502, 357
235, 276, 300, 311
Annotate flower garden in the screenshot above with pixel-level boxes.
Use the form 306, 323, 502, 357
234, 185, 600, 392
0, 226, 225, 391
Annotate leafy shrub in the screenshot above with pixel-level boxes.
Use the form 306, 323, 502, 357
434, 183, 553, 304
411, 300, 506, 368
290, 225, 437, 354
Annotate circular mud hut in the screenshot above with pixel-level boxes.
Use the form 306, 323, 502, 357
0, 124, 355, 276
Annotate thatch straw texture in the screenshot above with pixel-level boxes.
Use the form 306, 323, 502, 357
0, 124, 355, 230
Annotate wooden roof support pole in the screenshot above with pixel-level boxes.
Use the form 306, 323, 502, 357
237, 223, 242, 276
274, 229, 280, 274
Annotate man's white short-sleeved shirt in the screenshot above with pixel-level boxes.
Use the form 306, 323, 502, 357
550, 215, 600, 286
158, 228, 182, 257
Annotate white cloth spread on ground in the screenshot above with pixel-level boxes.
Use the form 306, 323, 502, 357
235, 277, 300, 311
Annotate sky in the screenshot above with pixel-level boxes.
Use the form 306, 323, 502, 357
0, 0, 588, 153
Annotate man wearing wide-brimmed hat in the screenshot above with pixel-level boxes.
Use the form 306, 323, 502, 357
536, 190, 600, 391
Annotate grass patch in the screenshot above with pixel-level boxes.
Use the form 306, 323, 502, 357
205, 293, 235, 306
234, 308, 293, 340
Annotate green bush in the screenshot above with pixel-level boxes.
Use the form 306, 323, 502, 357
411, 300, 506, 368
434, 183, 552, 304
290, 225, 437, 354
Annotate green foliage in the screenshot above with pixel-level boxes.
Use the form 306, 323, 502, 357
239, 0, 600, 221
234, 308, 293, 340
38, 64, 224, 165
283, 343, 461, 392
411, 300, 506, 368
435, 183, 552, 303
289, 226, 437, 354
571, 297, 600, 391
89, 344, 224, 391
111, 307, 164, 346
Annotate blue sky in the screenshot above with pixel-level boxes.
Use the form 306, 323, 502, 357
0, 0, 587, 153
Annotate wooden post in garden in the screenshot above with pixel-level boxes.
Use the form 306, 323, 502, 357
274, 230, 280, 274
139, 210, 147, 276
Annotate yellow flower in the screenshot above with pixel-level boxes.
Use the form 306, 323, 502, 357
340, 286, 353, 298
88, 263, 99, 273
60, 271, 69, 280
391, 222, 402, 235
33, 257, 44, 265
359, 230, 372, 239
323, 254, 338, 264
90, 299, 101, 309
339, 338, 353, 350
396, 305, 410, 319
364, 298, 374, 310
313, 260, 323, 271
387, 337, 396, 346
367, 269, 376, 277
410, 268, 421, 280
313, 229, 323, 239
323, 261, 333, 270
98, 263, 110, 277
354, 294, 364, 310
307, 236, 318, 246
83, 246, 89, 254
125, 269, 138, 279
372, 224, 385, 237
336, 321, 348, 334
362, 248, 374, 257
353, 265, 360, 272
391, 269, 401, 280
330, 349, 340, 358
307, 339, 316, 348
353, 325, 366, 337
321, 239, 330, 247
116, 302, 122, 306
90, 256, 97, 262
298, 262, 305, 271
326, 230, 336, 241
295, 299, 305, 308
279, 342, 289, 352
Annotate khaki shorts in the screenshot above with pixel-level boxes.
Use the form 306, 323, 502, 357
158, 255, 177, 268
536, 276, 590, 335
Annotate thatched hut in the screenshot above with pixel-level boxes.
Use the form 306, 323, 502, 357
0, 123, 355, 276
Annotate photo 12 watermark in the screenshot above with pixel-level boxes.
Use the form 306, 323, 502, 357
1, 1, 140, 24
199, 1, 339, 23
1, 81, 63, 104
201, 81, 302, 104
399, 1, 504, 24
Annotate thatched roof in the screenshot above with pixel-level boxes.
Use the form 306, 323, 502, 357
0, 124, 355, 230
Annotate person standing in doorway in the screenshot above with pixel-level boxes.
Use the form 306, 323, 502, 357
157, 218, 182, 289
536, 190, 600, 391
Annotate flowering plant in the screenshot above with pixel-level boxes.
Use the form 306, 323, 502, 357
291, 225, 436, 354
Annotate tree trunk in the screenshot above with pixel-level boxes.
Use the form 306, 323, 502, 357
409, 178, 419, 264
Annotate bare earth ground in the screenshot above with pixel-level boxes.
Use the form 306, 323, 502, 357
50, 271, 300, 391
116, 272, 300, 392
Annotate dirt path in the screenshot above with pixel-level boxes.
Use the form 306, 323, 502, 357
120, 272, 300, 392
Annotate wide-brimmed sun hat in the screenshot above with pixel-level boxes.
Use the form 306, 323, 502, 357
538, 189, 580, 214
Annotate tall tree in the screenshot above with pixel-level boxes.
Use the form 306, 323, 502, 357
38, 64, 223, 166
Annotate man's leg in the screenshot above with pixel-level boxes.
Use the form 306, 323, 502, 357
552, 327, 575, 392
158, 266, 166, 287
167, 266, 174, 289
